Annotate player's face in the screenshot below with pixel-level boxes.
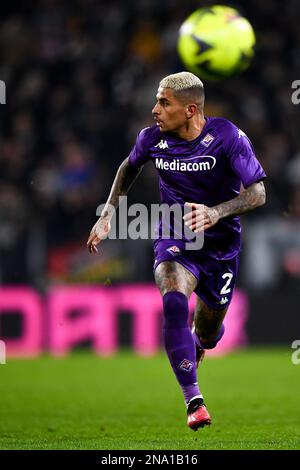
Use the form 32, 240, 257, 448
152, 87, 188, 133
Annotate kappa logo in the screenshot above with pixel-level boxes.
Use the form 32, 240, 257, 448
219, 297, 229, 305
238, 128, 246, 139
179, 359, 193, 373
167, 245, 181, 255
201, 133, 215, 147
155, 139, 169, 149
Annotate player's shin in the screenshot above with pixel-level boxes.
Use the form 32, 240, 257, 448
162, 292, 202, 404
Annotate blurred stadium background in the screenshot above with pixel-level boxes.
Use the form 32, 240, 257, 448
0, 0, 300, 450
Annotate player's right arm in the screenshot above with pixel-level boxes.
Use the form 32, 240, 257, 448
87, 127, 151, 253
87, 157, 143, 253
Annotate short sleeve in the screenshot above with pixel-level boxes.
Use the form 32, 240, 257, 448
128, 127, 150, 168
226, 126, 266, 188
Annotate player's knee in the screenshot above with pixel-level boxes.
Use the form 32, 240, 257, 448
199, 324, 225, 349
163, 291, 189, 329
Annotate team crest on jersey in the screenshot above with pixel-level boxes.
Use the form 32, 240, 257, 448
201, 133, 215, 147
179, 359, 193, 373
167, 245, 181, 255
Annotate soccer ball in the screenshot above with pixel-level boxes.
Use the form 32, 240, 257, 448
177, 5, 256, 80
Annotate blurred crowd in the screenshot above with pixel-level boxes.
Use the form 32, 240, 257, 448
0, 0, 299, 288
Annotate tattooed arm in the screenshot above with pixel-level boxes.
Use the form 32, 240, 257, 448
214, 180, 266, 219
183, 181, 266, 233
87, 157, 143, 253
100, 157, 143, 216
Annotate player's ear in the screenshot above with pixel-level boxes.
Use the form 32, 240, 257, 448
186, 104, 197, 118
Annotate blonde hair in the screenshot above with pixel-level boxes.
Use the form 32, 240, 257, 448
159, 71, 204, 110
159, 71, 203, 90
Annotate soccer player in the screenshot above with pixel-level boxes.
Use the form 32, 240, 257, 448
87, 72, 266, 431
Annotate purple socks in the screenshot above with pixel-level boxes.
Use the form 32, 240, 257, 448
162, 292, 201, 404
162, 292, 226, 405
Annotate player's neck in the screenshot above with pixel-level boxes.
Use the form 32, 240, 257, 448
176, 115, 206, 141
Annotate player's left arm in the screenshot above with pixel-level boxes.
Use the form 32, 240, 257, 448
214, 180, 266, 219
184, 125, 266, 233
183, 180, 266, 232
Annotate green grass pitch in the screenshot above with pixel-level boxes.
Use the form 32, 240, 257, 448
0, 348, 299, 450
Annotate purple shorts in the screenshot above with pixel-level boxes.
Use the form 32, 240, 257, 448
153, 239, 239, 310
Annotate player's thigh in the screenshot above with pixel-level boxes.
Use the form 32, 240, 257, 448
154, 261, 198, 297
195, 256, 238, 311
193, 256, 238, 339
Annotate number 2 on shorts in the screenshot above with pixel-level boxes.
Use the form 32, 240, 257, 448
220, 272, 233, 295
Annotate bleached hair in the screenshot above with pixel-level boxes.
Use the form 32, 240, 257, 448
159, 71, 203, 91
159, 71, 204, 109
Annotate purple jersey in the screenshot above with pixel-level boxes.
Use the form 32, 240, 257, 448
128, 117, 266, 260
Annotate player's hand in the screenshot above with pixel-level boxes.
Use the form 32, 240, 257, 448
87, 216, 112, 254
183, 203, 220, 233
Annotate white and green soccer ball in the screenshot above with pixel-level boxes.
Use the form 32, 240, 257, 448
177, 5, 256, 80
